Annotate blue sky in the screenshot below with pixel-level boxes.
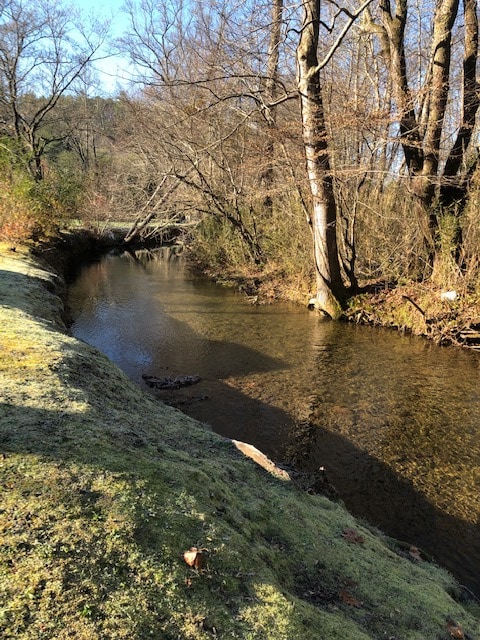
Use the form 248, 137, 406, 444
71, 0, 128, 32
70, 0, 132, 94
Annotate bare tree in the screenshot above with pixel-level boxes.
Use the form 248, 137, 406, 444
118, 0, 379, 310
297, 0, 373, 316
258, 0, 284, 210
0, 0, 107, 180
117, 0, 290, 258
363, 0, 479, 261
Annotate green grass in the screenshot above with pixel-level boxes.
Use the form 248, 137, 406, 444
1, 243, 479, 639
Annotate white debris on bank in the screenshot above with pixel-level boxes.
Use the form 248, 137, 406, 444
440, 290, 458, 301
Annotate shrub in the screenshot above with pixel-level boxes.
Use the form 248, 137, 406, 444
0, 139, 81, 244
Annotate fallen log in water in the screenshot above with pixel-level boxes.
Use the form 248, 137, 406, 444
142, 374, 201, 389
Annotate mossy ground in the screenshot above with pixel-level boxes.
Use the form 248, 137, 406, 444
1, 243, 479, 639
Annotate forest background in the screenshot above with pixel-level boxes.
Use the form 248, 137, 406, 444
1, 0, 479, 327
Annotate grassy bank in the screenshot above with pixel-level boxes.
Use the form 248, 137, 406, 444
1, 243, 479, 639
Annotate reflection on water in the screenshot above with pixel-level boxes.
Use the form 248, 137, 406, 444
68, 249, 480, 595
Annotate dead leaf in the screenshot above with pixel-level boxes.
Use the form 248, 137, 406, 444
409, 546, 422, 561
446, 618, 464, 638
339, 589, 362, 608
341, 528, 364, 544
183, 547, 208, 570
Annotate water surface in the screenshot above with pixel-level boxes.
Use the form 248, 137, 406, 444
68, 249, 480, 595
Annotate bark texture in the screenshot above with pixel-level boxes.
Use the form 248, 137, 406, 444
297, 0, 345, 318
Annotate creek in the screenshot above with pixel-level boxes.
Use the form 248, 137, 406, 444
67, 248, 480, 596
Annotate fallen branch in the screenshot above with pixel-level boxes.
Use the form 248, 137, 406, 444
142, 374, 201, 390
401, 295, 426, 319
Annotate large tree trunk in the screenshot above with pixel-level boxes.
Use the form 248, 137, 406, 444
441, 0, 479, 206
367, 0, 472, 276
297, 0, 345, 318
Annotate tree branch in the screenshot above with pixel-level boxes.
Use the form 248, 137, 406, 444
308, 0, 376, 77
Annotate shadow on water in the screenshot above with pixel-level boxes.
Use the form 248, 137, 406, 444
142, 329, 292, 456
285, 320, 480, 596
289, 414, 480, 597
66, 250, 480, 597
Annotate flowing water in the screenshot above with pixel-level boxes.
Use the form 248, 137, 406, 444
67, 249, 480, 595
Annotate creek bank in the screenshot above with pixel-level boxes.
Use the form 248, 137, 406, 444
2, 242, 480, 639
196, 256, 480, 350
186, 252, 313, 306
32, 228, 120, 276
344, 281, 480, 349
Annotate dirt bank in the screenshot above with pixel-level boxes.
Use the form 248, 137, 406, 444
1, 243, 479, 639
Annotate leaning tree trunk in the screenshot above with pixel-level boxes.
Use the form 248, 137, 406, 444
297, 0, 345, 318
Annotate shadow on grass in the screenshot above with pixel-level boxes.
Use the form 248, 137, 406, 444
0, 265, 67, 328
2, 341, 480, 601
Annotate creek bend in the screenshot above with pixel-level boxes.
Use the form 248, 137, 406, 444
67, 249, 480, 596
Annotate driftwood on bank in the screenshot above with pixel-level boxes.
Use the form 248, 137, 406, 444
458, 326, 480, 350
232, 440, 338, 499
